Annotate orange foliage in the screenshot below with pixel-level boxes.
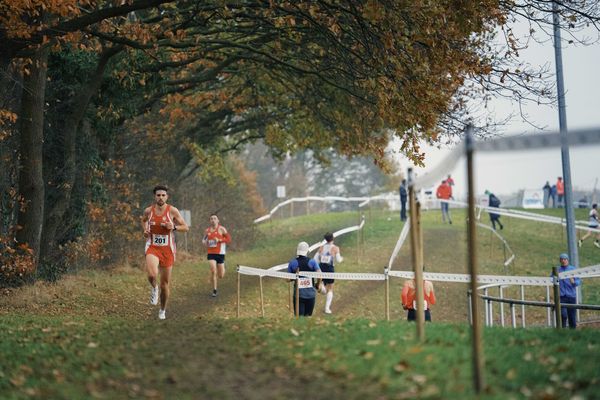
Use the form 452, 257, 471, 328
0, 235, 35, 287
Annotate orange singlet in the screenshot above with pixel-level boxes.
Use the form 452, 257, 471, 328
145, 204, 176, 267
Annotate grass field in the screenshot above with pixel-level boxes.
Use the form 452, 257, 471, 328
1, 206, 599, 399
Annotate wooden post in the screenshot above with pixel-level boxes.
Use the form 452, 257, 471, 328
466, 126, 485, 393
295, 270, 300, 318
291, 201, 294, 218
385, 268, 390, 321
408, 168, 424, 342
415, 200, 425, 339
489, 230, 493, 259
552, 266, 562, 329
236, 267, 241, 318
289, 281, 293, 314
259, 276, 265, 318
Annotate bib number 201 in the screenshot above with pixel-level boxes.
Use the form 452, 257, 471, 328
153, 234, 168, 246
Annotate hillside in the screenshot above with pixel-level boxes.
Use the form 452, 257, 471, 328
1, 207, 599, 399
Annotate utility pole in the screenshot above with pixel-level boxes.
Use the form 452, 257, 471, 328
552, 1, 579, 267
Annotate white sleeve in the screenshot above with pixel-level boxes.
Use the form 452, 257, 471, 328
335, 248, 343, 263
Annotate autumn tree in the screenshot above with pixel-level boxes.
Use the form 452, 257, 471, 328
2, 1, 600, 281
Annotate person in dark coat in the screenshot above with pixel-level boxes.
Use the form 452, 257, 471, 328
485, 190, 503, 230
399, 179, 408, 221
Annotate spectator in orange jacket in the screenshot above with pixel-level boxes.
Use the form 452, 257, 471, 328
436, 180, 453, 224
556, 177, 565, 208
401, 277, 436, 322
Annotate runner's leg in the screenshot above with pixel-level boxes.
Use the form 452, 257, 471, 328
209, 259, 218, 291
146, 253, 159, 288
325, 283, 334, 313
217, 263, 225, 279
159, 265, 172, 311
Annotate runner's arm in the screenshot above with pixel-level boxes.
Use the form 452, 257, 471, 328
219, 226, 231, 243
170, 207, 189, 232
334, 245, 343, 263
141, 208, 150, 238
310, 259, 322, 289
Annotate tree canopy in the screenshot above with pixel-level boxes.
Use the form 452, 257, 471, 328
1, 0, 600, 278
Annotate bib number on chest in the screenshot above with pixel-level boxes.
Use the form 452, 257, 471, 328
298, 277, 312, 289
320, 255, 332, 264
152, 234, 169, 246
208, 239, 218, 248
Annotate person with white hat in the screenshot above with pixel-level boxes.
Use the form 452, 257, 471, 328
287, 241, 322, 316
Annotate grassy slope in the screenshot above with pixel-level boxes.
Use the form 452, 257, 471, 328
1, 207, 599, 399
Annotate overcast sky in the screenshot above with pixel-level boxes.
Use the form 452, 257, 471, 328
398, 20, 600, 199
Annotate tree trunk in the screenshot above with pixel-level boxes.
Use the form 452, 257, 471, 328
15, 46, 50, 265
39, 46, 122, 262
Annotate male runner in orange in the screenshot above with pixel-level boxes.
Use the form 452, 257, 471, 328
202, 214, 231, 297
142, 185, 189, 320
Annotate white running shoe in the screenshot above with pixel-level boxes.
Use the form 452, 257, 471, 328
150, 286, 159, 305
594, 241, 600, 249
158, 309, 166, 320
325, 309, 332, 314
578, 239, 582, 248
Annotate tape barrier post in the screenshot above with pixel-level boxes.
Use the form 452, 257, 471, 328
357, 218, 361, 264
289, 281, 293, 315
552, 266, 562, 329
295, 270, 300, 319
385, 267, 390, 321
259, 276, 265, 318
466, 125, 485, 393
236, 266, 241, 318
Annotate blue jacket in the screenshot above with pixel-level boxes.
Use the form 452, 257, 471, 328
556, 265, 581, 298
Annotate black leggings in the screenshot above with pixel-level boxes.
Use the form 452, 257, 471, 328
407, 309, 432, 322
294, 297, 316, 316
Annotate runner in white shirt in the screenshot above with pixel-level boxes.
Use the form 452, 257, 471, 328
578, 203, 600, 248
314, 232, 343, 314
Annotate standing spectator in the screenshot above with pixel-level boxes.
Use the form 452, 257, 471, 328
578, 203, 600, 248
550, 184, 558, 208
556, 177, 565, 208
446, 174, 455, 187
436, 180, 453, 224
288, 242, 322, 317
553, 253, 581, 329
485, 190, 503, 230
399, 179, 408, 221
401, 275, 436, 322
543, 181, 551, 208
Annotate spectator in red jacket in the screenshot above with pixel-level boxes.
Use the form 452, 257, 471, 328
436, 180, 453, 224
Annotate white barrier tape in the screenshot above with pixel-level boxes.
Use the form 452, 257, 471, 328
387, 270, 552, 286
238, 265, 296, 279
358, 194, 398, 208
268, 218, 366, 271
474, 127, 600, 152
294, 271, 386, 281
254, 196, 371, 223
475, 221, 515, 267
240, 264, 598, 286
413, 145, 464, 190
408, 127, 600, 191
387, 219, 411, 271
440, 199, 600, 233
558, 264, 600, 279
